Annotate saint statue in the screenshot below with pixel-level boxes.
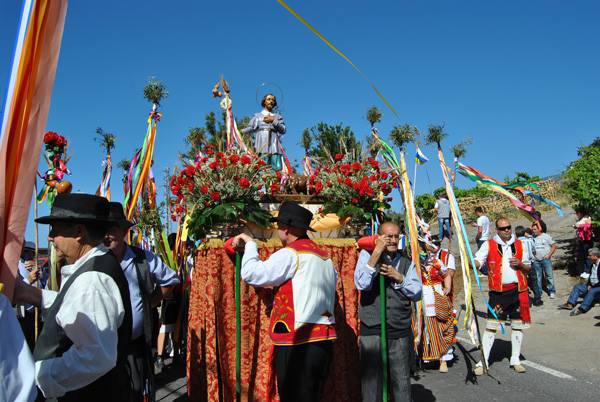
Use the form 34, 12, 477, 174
242, 93, 286, 171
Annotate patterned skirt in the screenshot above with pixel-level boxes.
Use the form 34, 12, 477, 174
419, 291, 456, 361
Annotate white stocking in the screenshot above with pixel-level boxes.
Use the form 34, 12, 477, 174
510, 329, 524, 366
477, 330, 495, 367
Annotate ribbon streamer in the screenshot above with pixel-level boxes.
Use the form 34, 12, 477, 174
276, 0, 400, 118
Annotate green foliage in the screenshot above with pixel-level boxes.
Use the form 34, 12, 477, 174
117, 159, 131, 183
383, 210, 405, 228
415, 193, 436, 221
300, 128, 312, 154
389, 124, 418, 151
453, 185, 493, 198
186, 201, 272, 238
450, 138, 472, 160
137, 200, 165, 236
308, 122, 361, 162
94, 127, 116, 155
180, 127, 207, 162
143, 77, 168, 105
564, 137, 600, 220
366, 106, 382, 128
426, 124, 447, 147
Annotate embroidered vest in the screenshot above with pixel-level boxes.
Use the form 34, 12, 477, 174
487, 239, 528, 292
269, 239, 337, 346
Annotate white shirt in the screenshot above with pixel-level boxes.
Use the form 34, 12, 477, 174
0, 293, 37, 402
476, 215, 490, 241
38, 246, 125, 399
475, 234, 531, 285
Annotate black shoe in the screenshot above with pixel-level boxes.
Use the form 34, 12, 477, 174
570, 309, 584, 317
533, 299, 543, 306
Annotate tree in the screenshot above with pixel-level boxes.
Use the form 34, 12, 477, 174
366, 106, 382, 128
389, 124, 417, 152
450, 138, 472, 161
117, 159, 131, 183
300, 128, 312, 155
415, 193, 436, 222
179, 127, 207, 163
309, 123, 361, 162
426, 124, 447, 148
563, 137, 600, 220
94, 127, 116, 156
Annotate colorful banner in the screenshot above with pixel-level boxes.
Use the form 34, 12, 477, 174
456, 162, 563, 220
0, 0, 68, 300
437, 148, 480, 343
96, 154, 112, 200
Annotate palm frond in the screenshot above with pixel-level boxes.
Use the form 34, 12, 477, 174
301, 128, 312, 154
389, 124, 417, 151
143, 77, 168, 105
426, 124, 447, 147
366, 106, 382, 128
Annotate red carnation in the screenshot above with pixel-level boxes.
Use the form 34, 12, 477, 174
216, 152, 225, 160
187, 183, 194, 191
210, 191, 221, 201
315, 181, 323, 193
229, 154, 240, 164
352, 162, 362, 171
351, 198, 358, 204
258, 159, 266, 167
369, 175, 378, 182
270, 183, 279, 194
205, 145, 215, 155
327, 180, 332, 187
337, 177, 344, 184
335, 153, 344, 161
209, 161, 218, 170
239, 177, 250, 188
345, 178, 353, 186
240, 155, 252, 165
380, 172, 389, 179
200, 185, 209, 194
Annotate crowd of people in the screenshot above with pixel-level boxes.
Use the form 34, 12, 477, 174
1, 193, 598, 402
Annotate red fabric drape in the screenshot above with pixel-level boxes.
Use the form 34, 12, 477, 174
186, 239, 361, 402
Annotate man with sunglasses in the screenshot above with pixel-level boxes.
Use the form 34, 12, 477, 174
473, 218, 532, 375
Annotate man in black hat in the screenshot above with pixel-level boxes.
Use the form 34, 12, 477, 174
12, 193, 132, 401
104, 202, 179, 401
232, 202, 337, 402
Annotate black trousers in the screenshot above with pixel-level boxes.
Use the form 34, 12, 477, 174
273, 341, 333, 402
126, 336, 155, 402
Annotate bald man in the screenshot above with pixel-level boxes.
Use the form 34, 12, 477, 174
354, 222, 422, 402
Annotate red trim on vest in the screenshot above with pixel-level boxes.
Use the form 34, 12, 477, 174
268, 239, 336, 345
487, 239, 528, 292
286, 238, 329, 259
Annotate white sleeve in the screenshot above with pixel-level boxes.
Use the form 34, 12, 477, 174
446, 253, 456, 270
474, 241, 489, 267
0, 294, 37, 402
434, 201, 439, 209
476, 216, 483, 227
521, 242, 532, 265
35, 272, 125, 398
240, 242, 297, 287
41, 289, 58, 311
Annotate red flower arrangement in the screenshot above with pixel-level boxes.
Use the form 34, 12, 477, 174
170, 149, 272, 237
308, 155, 396, 221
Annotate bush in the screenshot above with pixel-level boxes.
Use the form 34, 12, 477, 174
563, 137, 600, 221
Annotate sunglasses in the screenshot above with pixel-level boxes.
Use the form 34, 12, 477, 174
496, 225, 512, 231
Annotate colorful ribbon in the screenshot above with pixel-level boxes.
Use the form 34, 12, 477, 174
276, 0, 400, 119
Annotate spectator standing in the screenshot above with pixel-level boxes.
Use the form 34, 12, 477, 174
515, 226, 539, 305
574, 207, 593, 275
435, 194, 452, 244
474, 207, 491, 249
531, 223, 557, 300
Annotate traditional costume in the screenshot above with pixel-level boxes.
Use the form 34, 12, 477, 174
240, 202, 337, 401
417, 248, 456, 364
33, 194, 133, 401
474, 233, 531, 373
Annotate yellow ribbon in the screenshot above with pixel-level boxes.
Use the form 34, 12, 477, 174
276, 0, 400, 119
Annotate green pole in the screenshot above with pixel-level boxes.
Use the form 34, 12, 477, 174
235, 252, 241, 397
379, 274, 388, 402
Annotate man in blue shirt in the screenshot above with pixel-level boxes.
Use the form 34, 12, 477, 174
354, 221, 422, 402
104, 202, 179, 402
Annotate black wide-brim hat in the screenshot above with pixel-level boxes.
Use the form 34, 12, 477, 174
271, 201, 316, 232
35, 193, 111, 224
107, 202, 135, 229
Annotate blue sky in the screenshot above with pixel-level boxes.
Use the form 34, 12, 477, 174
1, 0, 599, 241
